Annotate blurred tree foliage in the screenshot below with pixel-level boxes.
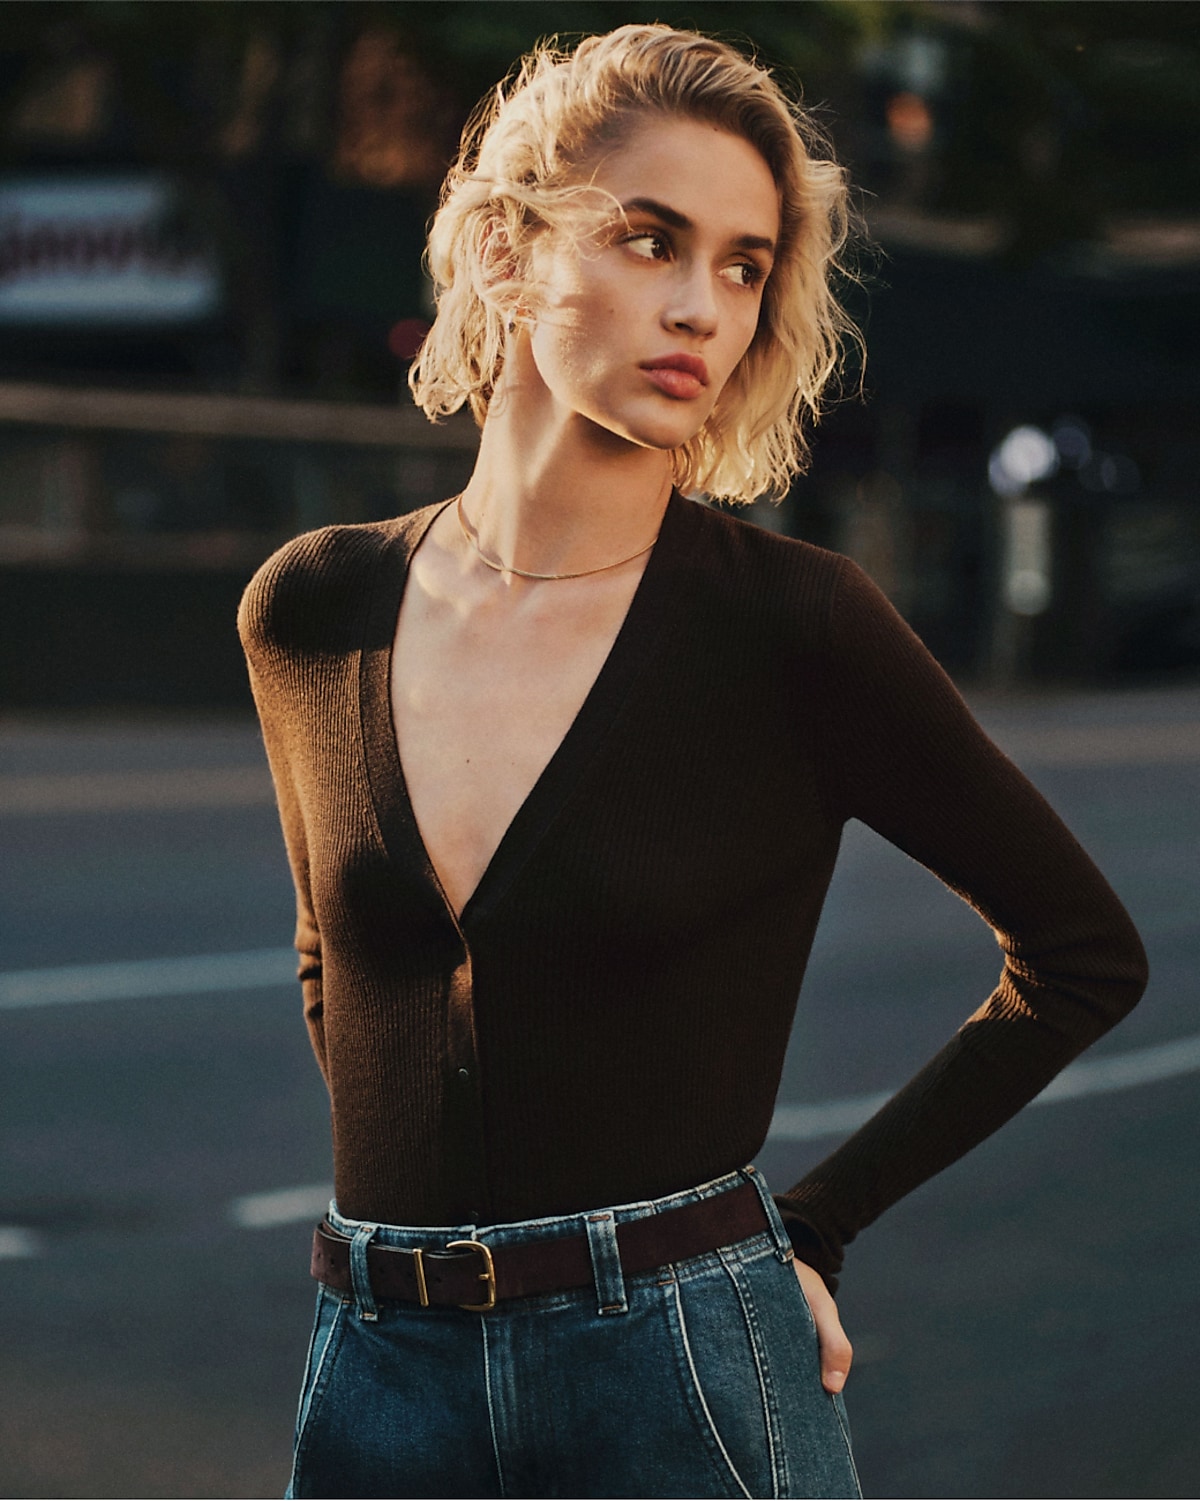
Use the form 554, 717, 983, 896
4, 0, 1196, 239
2, 0, 1196, 384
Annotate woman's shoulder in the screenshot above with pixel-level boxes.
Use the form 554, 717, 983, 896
677, 501, 929, 684
684, 496, 843, 569
679, 497, 852, 627
237, 506, 439, 659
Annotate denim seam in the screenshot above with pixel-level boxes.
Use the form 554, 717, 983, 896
787, 1259, 819, 1339
290, 1292, 326, 1448
669, 1278, 754, 1500
289, 1295, 348, 1492
719, 1246, 786, 1499
830, 1393, 864, 1500
670, 1235, 776, 1285
480, 1314, 508, 1499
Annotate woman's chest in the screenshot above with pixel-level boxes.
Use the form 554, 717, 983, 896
388, 567, 644, 919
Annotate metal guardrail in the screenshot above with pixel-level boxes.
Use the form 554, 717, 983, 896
0, 379, 480, 449
0, 380, 481, 573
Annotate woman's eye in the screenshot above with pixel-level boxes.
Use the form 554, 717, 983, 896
623, 232, 670, 261
720, 261, 765, 289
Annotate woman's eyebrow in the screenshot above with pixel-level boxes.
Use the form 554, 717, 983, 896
620, 196, 776, 255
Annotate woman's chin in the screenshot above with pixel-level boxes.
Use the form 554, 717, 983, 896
597, 412, 708, 455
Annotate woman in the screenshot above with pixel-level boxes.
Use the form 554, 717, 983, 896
240, 25, 1147, 1500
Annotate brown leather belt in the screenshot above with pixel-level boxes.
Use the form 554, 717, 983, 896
311, 1178, 770, 1311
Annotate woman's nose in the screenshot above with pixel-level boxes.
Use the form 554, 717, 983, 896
662, 265, 718, 338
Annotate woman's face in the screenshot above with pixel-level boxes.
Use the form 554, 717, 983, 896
521, 114, 780, 454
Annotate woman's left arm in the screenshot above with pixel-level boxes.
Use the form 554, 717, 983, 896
775, 557, 1148, 1302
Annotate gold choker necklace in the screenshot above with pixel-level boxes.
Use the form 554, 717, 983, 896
455, 495, 659, 581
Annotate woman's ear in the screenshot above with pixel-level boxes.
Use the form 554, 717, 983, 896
478, 213, 522, 301
478, 203, 548, 331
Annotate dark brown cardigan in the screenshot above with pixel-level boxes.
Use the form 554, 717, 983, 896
239, 491, 1147, 1288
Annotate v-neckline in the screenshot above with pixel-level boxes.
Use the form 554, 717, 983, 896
358, 489, 695, 932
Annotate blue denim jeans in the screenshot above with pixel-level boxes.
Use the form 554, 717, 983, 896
286, 1167, 861, 1499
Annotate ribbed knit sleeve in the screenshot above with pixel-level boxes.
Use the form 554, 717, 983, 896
774, 558, 1148, 1290
238, 533, 339, 1083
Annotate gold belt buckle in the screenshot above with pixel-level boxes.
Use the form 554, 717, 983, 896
447, 1238, 497, 1312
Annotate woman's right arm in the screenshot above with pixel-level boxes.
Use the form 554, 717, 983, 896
253, 683, 326, 1080
239, 559, 327, 1081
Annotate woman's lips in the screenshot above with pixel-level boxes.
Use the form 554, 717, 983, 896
640, 356, 709, 400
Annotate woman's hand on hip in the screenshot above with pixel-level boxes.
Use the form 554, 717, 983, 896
793, 1256, 852, 1393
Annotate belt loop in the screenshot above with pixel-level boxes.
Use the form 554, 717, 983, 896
349, 1224, 379, 1321
585, 1211, 627, 1316
741, 1165, 792, 1263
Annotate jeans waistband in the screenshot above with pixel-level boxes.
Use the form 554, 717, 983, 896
326, 1164, 790, 1259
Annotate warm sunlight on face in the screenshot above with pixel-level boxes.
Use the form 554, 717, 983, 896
523, 115, 780, 454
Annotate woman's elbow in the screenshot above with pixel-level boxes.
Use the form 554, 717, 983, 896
1092, 913, 1149, 1030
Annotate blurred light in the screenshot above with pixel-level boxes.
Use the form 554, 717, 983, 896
988, 424, 1059, 496
220, 36, 281, 158
388, 318, 431, 361
863, 33, 948, 95
336, 31, 445, 187
1051, 417, 1092, 470
1080, 452, 1140, 494
13, 59, 110, 142
886, 92, 935, 153
1003, 498, 1052, 616
1006, 568, 1052, 615
895, 34, 948, 95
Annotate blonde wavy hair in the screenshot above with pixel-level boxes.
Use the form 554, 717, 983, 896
409, 24, 861, 503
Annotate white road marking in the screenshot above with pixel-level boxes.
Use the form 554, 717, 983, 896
1035, 1032, 1200, 1102
0, 949, 295, 1009
0, 766, 274, 817
0, 1226, 42, 1258
229, 1185, 333, 1230
769, 1032, 1200, 1141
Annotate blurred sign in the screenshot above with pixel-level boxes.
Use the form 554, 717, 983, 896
0, 176, 221, 325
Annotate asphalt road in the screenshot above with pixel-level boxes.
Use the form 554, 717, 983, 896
1, 686, 1197, 1499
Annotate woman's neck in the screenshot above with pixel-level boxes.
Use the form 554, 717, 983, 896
458, 342, 673, 580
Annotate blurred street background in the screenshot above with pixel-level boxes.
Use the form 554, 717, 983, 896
1, 2, 1198, 1497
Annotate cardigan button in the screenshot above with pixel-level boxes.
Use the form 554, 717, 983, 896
457, 1067, 470, 1081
